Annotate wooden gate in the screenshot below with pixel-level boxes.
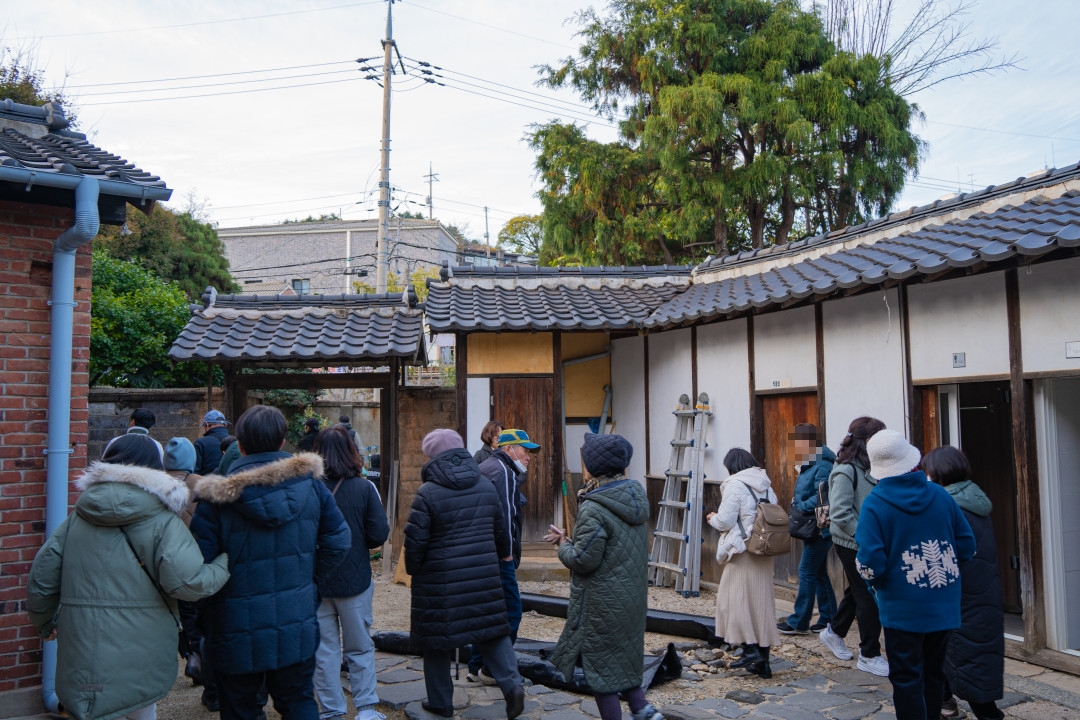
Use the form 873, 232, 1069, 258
492, 377, 556, 543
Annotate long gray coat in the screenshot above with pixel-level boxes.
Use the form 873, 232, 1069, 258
28, 463, 229, 720
549, 478, 649, 694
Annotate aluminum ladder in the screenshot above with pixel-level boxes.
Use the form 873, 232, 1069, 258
648, 392, 712, 597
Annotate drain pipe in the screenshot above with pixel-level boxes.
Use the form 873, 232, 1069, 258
42, 176, 100, 713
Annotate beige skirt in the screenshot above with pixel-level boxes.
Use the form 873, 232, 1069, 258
714, 550, 781, 647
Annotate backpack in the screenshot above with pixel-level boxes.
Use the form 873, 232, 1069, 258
737, 483, 791, 557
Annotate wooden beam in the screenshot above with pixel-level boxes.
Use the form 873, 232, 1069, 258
690, 325, 699, 402
1006, 267, 1046, 652
899, 283, 918, 444
552, 332, 565, 511
748, 315, 764, 463
232, 373, 392, 391
643, 335, 651, 474
456, 332, 468, 437
815, 303, 826, 431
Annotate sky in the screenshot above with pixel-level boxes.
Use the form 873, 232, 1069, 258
5, 1, 1080, 244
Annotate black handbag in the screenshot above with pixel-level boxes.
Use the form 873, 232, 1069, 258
788, 505, 820, 543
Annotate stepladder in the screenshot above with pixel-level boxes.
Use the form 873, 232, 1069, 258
648, 392, 712, 597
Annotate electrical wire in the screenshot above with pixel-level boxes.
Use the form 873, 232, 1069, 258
404, 57, 592, 113
65, 60, 360, 89
405, 2, 576, 50
76, 69, 360, 97
80, 76, 365, 106
924, 120, 1080, 144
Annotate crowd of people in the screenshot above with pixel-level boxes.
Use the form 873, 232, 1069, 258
25, 404, 1007, 720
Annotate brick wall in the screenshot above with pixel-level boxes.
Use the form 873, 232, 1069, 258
392, 387, 456, 552
0, 201, 87, 694
88, 387, 225, 463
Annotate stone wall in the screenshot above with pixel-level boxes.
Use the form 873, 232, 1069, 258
88, 388, 224, 463
391, 387, 456, 552
0, 201, 87, 698
312, 399, 381, 456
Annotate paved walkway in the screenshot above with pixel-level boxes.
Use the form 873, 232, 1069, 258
371, 645, 1080, 720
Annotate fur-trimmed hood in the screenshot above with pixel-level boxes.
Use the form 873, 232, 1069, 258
75, 462, 190, 526
194, 453, 325, 529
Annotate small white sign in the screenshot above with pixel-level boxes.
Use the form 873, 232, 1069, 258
1067, 342, 1080, 359
770, 378, 792, 389
952, 352, 966, 368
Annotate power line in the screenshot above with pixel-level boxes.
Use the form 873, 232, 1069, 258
924, 120, 1080, 144
80, 76, 364, 106
64, 60, 359, 89
77, 68, 359, 97
405, 1, 576, 50
16, 2, 384, 41
406, 57, 592, 113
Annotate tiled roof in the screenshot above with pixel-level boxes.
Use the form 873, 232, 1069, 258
0, 100, 171, 203
645, 189, 1080, 327
697, 162, 1080, 272
169, 289, 424, 364
424, 264, 693, 332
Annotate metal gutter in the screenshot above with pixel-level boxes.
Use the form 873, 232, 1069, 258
0, 166, 171, 204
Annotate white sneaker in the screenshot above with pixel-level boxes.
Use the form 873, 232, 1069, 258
857, 653, 890, 677
356, 712, 386, 720
819, 624, 853, 661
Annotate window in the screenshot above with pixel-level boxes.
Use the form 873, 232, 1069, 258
292, 278, 311, 295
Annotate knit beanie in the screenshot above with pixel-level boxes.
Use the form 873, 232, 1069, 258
421, 429, 464, 458
866, 429, 922, 480
164, 437, 196, 473
581, 433, 633, 477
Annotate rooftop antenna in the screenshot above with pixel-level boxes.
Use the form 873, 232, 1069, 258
423, 161, 439, 220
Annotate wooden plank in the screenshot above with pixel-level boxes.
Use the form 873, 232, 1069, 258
552, 332, 565, 526
232, 373, 392, 391
492, 377, 556, 543
467, 333, 554, 374
917, 386, 941, 454
900, 283, 917, 442
748, 315, 765, 463
643, 335, 651, 474
456, 331, 467, 437
690, 326, 699, 403
1006, 267, 1046, 651
815, 303, 826, 431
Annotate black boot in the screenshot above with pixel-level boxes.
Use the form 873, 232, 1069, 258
748, 645, 772, 679
730, 644, 761, 669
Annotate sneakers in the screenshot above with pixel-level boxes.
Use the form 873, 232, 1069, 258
356, 711, 387, 720
819, 624, 854, 661
776, 620, 810, 635
465, 666, 497, 685
857, 653, 890, 677
632, 703, 665, 720
809, 620, 828, 633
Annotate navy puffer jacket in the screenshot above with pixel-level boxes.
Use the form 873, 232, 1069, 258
943, 481, 1004, 704
405, 447, 511, 651
191, 451, 351, 674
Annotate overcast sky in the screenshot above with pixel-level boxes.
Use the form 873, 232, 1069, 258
7, 1, 1080, 244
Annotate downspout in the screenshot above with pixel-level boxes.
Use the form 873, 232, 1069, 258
42, 176, 99, 713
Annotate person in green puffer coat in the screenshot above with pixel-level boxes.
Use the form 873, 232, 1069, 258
27, 434, 230, 720
545, 434, 663, 720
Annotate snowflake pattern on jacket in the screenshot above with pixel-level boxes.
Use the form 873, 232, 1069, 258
902, 539, 960, 588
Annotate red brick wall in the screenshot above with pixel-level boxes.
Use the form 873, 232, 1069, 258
0, 200, 89, 692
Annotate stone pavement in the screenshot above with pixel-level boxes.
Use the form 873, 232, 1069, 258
368, 645, 1080, 720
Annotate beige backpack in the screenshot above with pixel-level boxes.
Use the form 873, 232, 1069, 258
736, 483, 791, 557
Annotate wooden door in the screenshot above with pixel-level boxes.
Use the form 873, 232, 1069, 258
492, 377, 556, 543
761, 392, 819, 586
958, 382, 1022, 613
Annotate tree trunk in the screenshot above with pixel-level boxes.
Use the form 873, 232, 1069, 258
656, 236, 674, 265
713, 207, 728, 256
776, 179, 795, 245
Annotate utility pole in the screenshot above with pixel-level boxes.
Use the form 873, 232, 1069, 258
423, 161, 439, 220
484, 206, 490, 260
374, 0, 398, 294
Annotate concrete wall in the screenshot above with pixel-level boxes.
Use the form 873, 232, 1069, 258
0, 201, 87, 699
393, 387, 456, 552
312, 401, 380, 455
88, 388, 224, 462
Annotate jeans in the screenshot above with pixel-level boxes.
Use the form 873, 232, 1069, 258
314, 584, 378, 718
787, 536, 837, 630
218, 656, 318, 720
468, 559, 522, 673
425, 635, 521, 710
831, 544, 882, 657
884, 627, 950, 720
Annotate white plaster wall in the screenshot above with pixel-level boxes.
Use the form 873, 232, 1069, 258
753, 306, 817, 392
465, 377, 491, 455
907, 272, 1010, 382
696, 319, 752, 483
1019, 257, 1080, 375
611, 336, 647, 482
822, 290, 908, 445
564, 423, 614, 473
647, 328, 694, 477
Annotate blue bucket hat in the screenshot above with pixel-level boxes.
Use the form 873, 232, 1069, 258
497, 429, 540, 449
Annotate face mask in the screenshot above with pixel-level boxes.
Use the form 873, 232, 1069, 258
513, 458, 527, 474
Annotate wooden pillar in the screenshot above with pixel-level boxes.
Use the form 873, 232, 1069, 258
206, 364, 215, 413
643, 334, 651, 474
389, 357, 400, 484
815, 303, 826, 432
748, 315, 764, 462
552, 332, 564, 513
898, 283, 921, 446
690, 326, 698, 403
1006, 267, 1045, 651
455, 332, 468, 437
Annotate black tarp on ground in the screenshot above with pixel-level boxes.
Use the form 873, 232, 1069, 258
519, 592, 717, 640
370, 632, 682, 695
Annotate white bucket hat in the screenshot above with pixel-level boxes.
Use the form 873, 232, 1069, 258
867, 429, 922, 480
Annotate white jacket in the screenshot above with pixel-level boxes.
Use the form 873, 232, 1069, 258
708, 467, 776, 563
